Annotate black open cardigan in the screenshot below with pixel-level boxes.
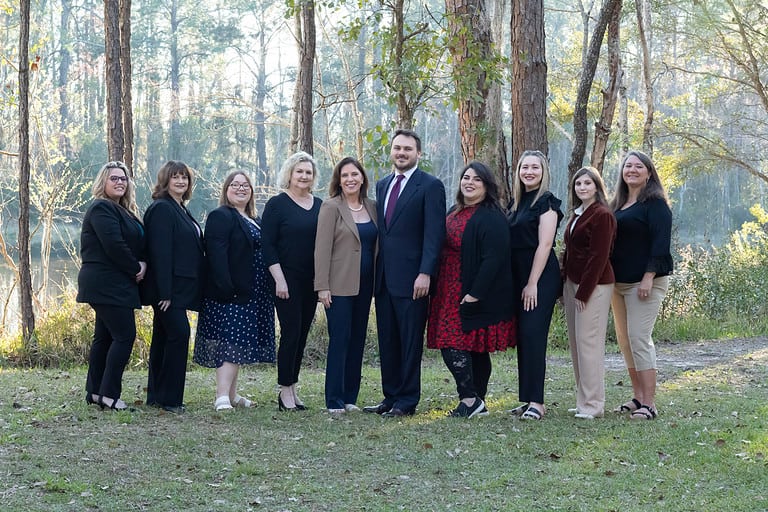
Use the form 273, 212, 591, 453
452, 204, 515, 333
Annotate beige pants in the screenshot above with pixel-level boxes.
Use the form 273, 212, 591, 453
564, 280, 613, 416
611, 276, 669, 372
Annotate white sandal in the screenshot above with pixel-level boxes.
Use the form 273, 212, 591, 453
232, 394, 253, 408
214, 395, 233, 411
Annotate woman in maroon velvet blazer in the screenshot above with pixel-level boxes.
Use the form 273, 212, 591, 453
561, 166, 616, 419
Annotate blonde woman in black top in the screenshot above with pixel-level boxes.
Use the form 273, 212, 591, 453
262, 152, 322, 411
507, 150, 563, 421
78, 161, 146, 411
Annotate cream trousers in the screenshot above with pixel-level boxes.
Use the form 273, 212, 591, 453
564, 280, 613, 416
611, 276, 669, 372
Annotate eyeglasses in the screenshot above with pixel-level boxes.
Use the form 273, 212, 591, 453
229, 182, 251, 190
108, 176, 129, 183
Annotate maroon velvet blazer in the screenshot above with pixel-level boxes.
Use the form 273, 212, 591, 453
561, 201, 616, 302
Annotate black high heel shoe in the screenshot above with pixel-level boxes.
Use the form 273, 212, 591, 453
85, 393, 104, 410
99, 396, 131, 411
278, 393, 297, 412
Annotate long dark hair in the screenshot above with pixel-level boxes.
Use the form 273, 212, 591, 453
455, 161, 502, 211
610, 150, 669, 211
567, 166, 609, 216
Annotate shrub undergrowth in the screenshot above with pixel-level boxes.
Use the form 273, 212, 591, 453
2, 205, 766, 367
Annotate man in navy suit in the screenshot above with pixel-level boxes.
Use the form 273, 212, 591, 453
364, 129, 446, 417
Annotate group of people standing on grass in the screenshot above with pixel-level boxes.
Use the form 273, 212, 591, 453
76, 128, 672, 422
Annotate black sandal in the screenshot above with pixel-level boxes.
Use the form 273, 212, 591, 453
510, 403, 529, 416
520, 405, 544, 420
615, 398, 641, 413
630, 405, 657, 420
99, 396, 131, 411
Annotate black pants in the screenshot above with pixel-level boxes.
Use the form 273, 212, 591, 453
276, 274, 317, 386
86, 304, 136, 400
441, 349, 492, 400
146, 306, 190, 407
515, 252, 561, 404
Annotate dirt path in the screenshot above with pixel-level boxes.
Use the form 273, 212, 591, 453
551, 336, 768, 379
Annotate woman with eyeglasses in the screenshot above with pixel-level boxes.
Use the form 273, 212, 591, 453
193, 171, 276, 411
262, 152, 322, 411
193, 171, 275, 411
143, 161, 205, 414
78, 161, 146, 411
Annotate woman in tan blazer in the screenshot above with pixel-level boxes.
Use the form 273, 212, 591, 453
314, 157, 378, 414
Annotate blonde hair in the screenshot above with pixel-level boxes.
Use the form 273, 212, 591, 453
510, 150, 551, 212
219, 171, 256, 218
278, 151, 317, 190
92, 161, 138, 215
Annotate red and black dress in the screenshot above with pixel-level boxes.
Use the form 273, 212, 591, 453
427, 205, 516, 353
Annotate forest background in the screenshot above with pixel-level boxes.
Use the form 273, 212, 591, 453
1, 0, 767, 363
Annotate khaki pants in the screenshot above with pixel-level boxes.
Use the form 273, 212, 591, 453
564, 280, 613, 416
611, 276, 669, 372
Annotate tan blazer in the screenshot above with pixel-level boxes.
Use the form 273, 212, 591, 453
314, 195, 378, 296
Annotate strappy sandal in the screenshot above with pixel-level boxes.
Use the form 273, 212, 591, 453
509, 403, 529, 416
520, 405, 544, 421
630, 405, 657, 420
99, 396, 132, 411
615, 398, 641, 413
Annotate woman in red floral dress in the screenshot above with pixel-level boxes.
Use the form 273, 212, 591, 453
427, 162, 516, 418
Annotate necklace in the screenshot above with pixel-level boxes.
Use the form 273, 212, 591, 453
348, 203, 364, 212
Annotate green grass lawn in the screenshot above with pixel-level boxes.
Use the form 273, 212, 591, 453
1, 344, 766, 511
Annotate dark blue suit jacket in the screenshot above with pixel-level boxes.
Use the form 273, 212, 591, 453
142, 196, 205, 311
375, 168, 446, 297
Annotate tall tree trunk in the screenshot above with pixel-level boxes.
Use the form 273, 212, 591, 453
254, 26, 269, 186
510, 0, 548, 166
446, 0, 498, 167
636, 0, 654, 156
393, 0, 414, 129
567, 0, 622, 179
169, 0, 181, 160
490, 0, 510, 200
590, 0, 622, 172
119, 0, 133, 172
58, 0, 71, 160
290, 0, 315, 154
104, 0, 124, 161
18, 0, 36, 349
617, 73, 628, 173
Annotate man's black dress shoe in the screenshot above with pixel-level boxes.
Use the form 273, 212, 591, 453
362, 402, 392, 415
161, 405, 185, 414
381, 408, 413, 418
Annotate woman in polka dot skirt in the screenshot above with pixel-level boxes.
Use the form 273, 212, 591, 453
194, 171, 276, 411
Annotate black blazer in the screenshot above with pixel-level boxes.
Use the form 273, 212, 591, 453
204, 205, 257, 304
375, 169, 446, 297
142, 196, 205, 311
77, 198, 145, 308
455, 205, 515, 332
